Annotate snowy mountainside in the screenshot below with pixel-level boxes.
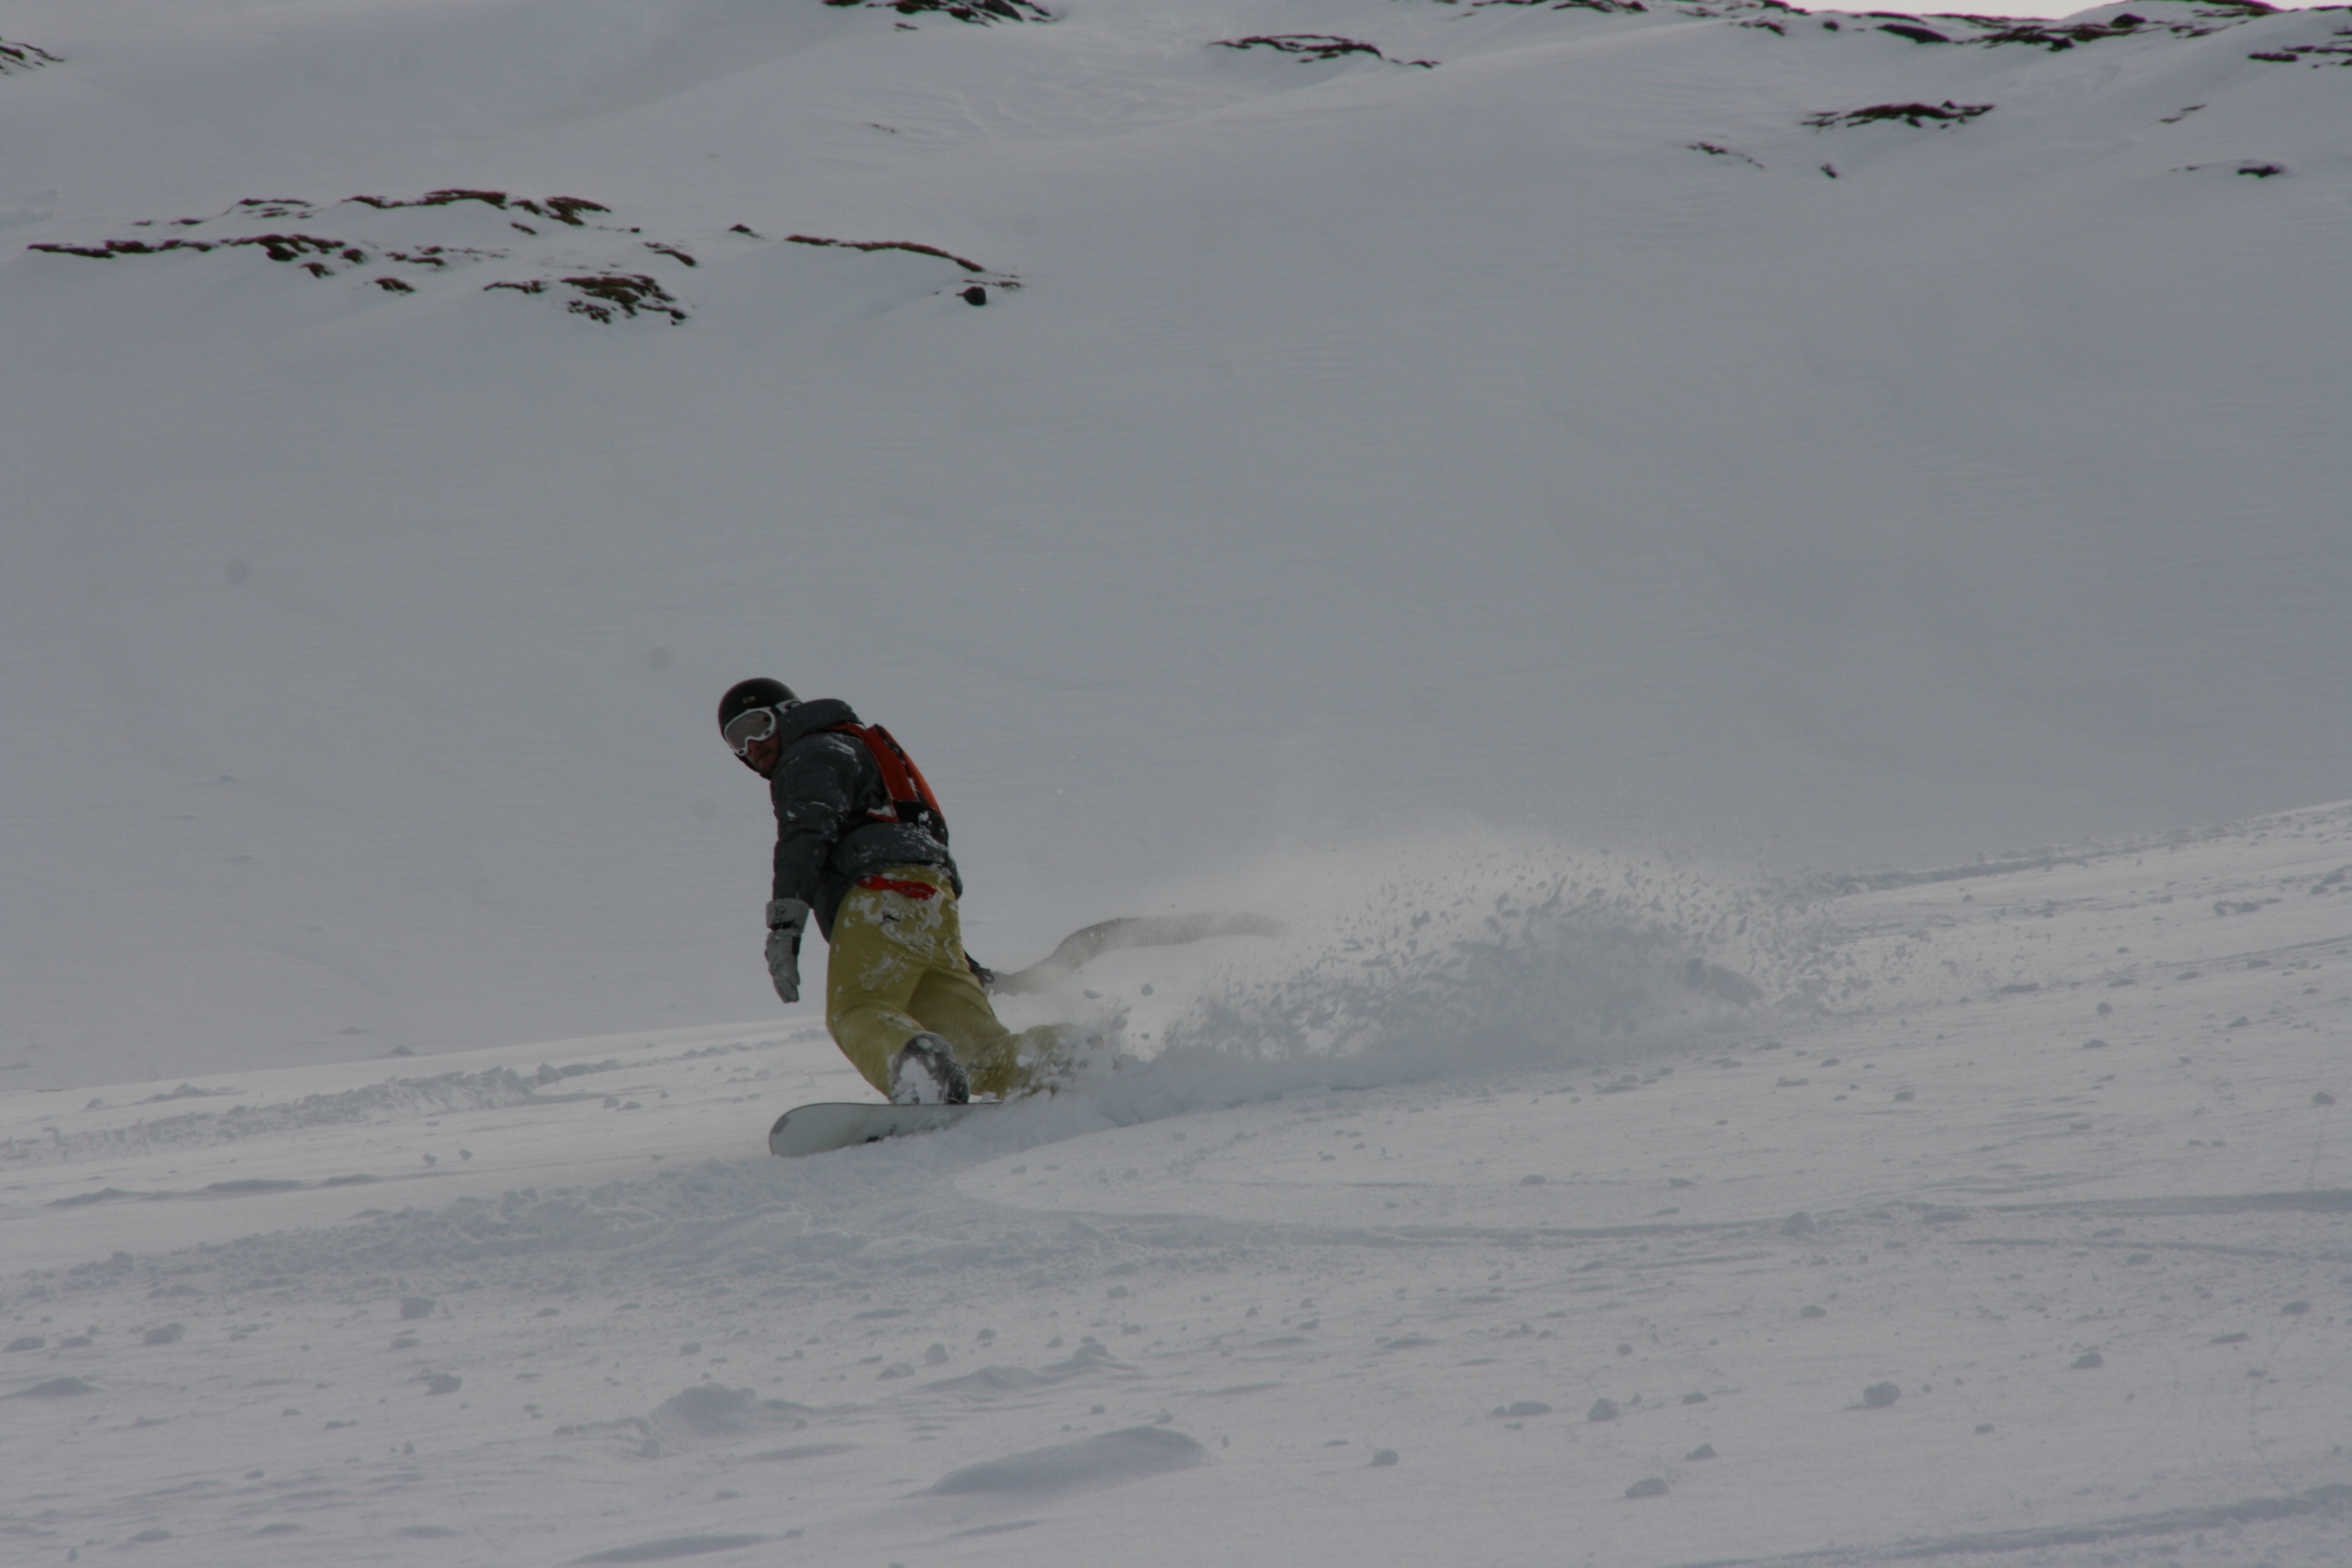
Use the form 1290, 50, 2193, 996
5, 7, 2348, 1560
2, 802, 2347, 1564
2, 1, 2348, 1091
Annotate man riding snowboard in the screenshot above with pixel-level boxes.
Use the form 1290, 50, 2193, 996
717, 678, 1067, 1105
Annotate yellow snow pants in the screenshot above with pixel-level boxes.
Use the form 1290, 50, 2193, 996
825, 865, 1067, 1100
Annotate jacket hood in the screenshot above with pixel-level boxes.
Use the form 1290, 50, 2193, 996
773, 697, 858, 747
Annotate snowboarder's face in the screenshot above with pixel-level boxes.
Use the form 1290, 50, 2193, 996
742, 731, 783, 778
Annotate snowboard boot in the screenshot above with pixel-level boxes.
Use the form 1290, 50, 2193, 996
889, 1033, 972, 1106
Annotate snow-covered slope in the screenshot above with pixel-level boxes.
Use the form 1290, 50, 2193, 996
4, 802, 2348, 1564
2, 0, 2345, 1085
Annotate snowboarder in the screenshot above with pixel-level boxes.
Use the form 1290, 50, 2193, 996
717, 678, 1068, 1105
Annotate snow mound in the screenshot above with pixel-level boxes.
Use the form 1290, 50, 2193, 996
575, 1534, 768, 1564
927, 1424, 1206, 1495
923, 1339, 1123, 1396
630, 1382, 827, 1457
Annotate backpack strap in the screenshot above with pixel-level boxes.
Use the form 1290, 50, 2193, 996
828, 722, 949, 840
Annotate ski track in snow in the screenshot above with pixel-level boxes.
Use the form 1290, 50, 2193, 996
5, 805, 2349, 1565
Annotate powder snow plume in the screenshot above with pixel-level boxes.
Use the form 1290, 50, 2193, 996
1020, 833, 1820, 1123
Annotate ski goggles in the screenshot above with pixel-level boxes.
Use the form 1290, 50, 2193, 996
722, 705, 786, 757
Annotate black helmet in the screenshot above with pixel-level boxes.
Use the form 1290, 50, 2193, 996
717, 678, 800, 760
717, 677, 798, 733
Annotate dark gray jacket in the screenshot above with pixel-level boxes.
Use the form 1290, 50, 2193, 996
766, 699, 959, 937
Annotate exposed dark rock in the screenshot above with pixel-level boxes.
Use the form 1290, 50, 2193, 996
786, 233, 991, 274
1805, 100, 1994, 133
1805, 99, 1997, 131
0, 36, 64, 72
823, 0, 1050, 24
1687, 142, 1764, 168
2246, 42, 2352, 66
1432, 0, 1647, 12
558, 275, 685, 324
1212, 35, 1437, 68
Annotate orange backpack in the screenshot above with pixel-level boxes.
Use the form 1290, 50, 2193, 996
828, 722, 949, 841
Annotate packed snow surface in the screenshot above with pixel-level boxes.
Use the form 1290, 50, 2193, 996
5, 804, 2351, 1564
2, 0, 2347, 1084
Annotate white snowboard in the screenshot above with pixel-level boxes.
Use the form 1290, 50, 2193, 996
766, 1100, 997, 1158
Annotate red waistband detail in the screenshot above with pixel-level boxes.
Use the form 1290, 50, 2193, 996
856, 875, 939, 901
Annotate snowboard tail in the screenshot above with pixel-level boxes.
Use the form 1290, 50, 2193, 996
768, 1099, 995, 1157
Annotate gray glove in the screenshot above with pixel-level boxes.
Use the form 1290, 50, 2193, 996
765, 898, 811, 1004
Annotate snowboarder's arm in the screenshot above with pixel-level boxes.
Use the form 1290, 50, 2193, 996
769, 734, 864, 909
